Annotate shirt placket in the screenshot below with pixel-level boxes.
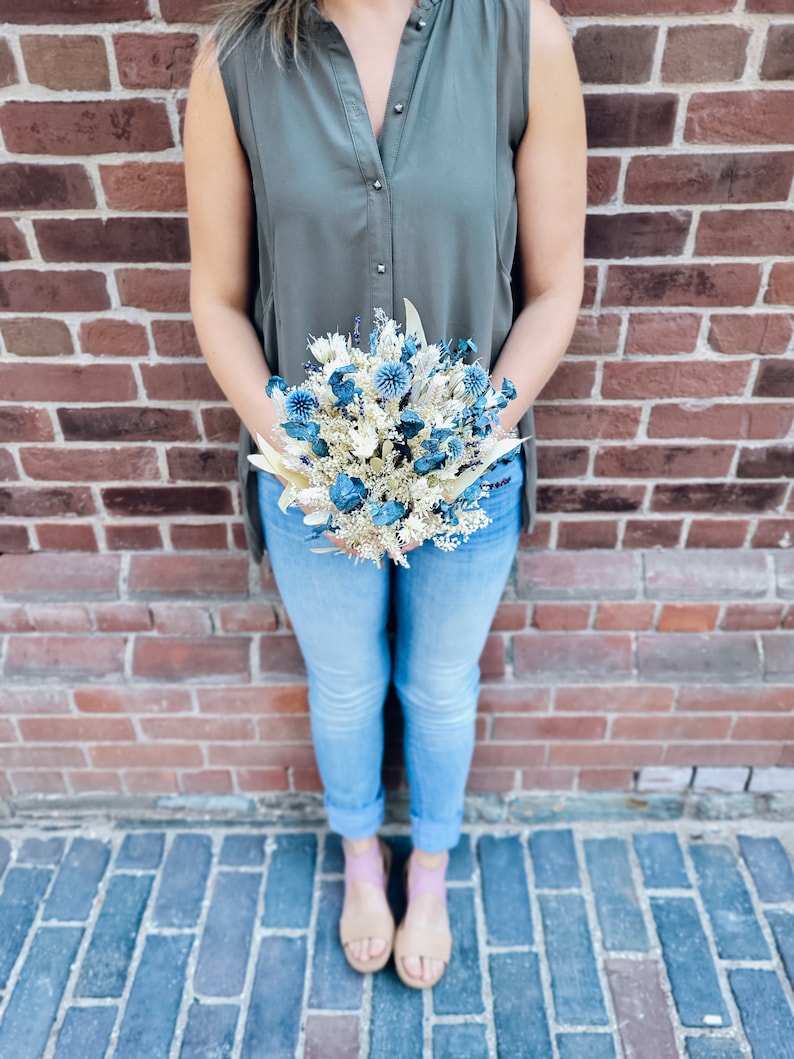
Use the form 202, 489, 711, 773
327, 5, 436, 320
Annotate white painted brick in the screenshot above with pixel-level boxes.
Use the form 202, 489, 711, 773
693, 767, 750, 794
636, 767, 693, 793
748, 768, 794, 794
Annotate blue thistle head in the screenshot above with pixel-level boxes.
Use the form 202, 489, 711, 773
285, 388, 316, 421
373, 360, 412, 401
446, 436, 464, 460
463, 363, 489, 399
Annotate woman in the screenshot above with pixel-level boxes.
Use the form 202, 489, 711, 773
185, 0, 585, 988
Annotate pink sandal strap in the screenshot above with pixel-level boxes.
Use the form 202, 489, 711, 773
406, 852, 449, 906
343, 838, 390, 889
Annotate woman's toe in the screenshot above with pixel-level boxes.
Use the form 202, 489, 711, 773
368, 936, 386, 959
402, 954, 423, 980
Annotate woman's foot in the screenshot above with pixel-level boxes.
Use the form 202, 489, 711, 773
340, 836, 395, 973
394, 849, 451, 988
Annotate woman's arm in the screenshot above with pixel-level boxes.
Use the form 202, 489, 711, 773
184, 39, 281, 444
491, 0, 587, 432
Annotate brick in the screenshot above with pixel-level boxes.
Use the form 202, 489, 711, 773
149, 604, 212, 636
21, 446, 158, 483
568, 314, 622, 356
262, 833, 316, 929
153, 833, 212, 928
151, 318, 201, 358
1, 362, 136, 403
198, 685, 309, 715
5, 635, 126, 679
493, 716, 606, 742
0, 163, 95, 211
490, 952, 552, 1059
2, 318, 73, 358
587, 156, 620, 206
540, 893, 608, 1024
44, 838, 110, 922
625, 151, 794, 206
58, 406, 199, 443
235, 767, 289, 792
756, 364, 794, 404
557, 1035, 615, 1059
595, 602, 655, 631
766, 263, 794, 306
763, 635, 794, 678
117, 832, 165, 869
537, 444, 589, 478
749, 768, 794, 793
307, 876, 364, 1008
53, 1008, 116, 1059
697, 209, 794, 257
723, 603, 784, 631
21, 34, 109, 90
578, 768, 635, 791
624, 312, 701, 355
92, 743, 202, 769
529, 829, 580, 889
586, 838, 648, 950
637, 766, 693, 792
103, 485, 233, 517
260, 635, 307, 676
0, 219, 29, 261
0, 407, 54, 443
693, 767, 750, 793
160, 0, 216, 19
478, 835, 533, 945
586, 210, 691, 258
433, 887, 484, 1014
604, 264, 760, 308
219, 834, 266, 867
665, 744, 781, 768
606, 959, 678, 1058
653, 482, 785, 514
114, 31, 198, 90
608, 361, 753, 402
595, 443, 733, 479
75, 686, 190, 714
687, 90, 794, 145
0, 37, 17, 85
36, 217, 189, 264
218, 604, 278, 634
128, 555, 247, 596
573, 24, 657, 84
116, 934, 192, 1058
686, 519, 749, 549
242, 937, 307, 1057
177, 1005, 239, 1059
555, 686, 674, 713
10, 770, 64, 796
709, 313, 793, 356
0, 606, 33, 633
767, 912, 794, 989
132, 637, 249, 680
116, 267, 190, 311
690, 844, 769, 959
0, 0, 149, 19
194, 871, 259, 997
633, 833, 690, 889
19, 717, 134, 743
141, 362, 225, 401
0, 100, 173, 155
738, 445, 794, 479
534, 405, 641, 441
518, 552, 637, 600
79, 318, 148, 360
639, 632, 761, 681
0, 868, 52, 988
663, 25, 749, 83
0, 486, 95, 519
532, 603, 591, 631
100, 165, 186, 218
0, 269, 110, 313
729, 969, 794, 1056
538, 360, 596, 399
585, 93, 677, 148
181, 769, 235, 793
203, 406, 242, 442
648, 401, 793, 440
515, 633, 633, 681
554, 0, 734, 10
75, 874, 153, 998
761, 25, 794, 81
171, 523, 230, 550
69, 770, 123, 794
433, 1025, 489, 1059
166, 446, 237, 482
123, 769, 178, 793
658, 604, 720, 632
0, 927, 84, 1059
557, 520, 619, 549
0, 552, 119, 601
738, 836, 794, 903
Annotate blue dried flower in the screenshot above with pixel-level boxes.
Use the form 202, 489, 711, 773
266, 375, 287, 397
373, 360, 412, 401
282, 420, 320, 441
329, 473, 367, 513
446, 436, 464, 459
463, 363, 489, 399
285, 388, 316, 421
329, 364, 361, 406
370, 499, 406, 526
414, 451, 446, 474
312, 437, 329, 457
501, 377, 517, 401
401, 336, 417, 362
400, 411, 424, 438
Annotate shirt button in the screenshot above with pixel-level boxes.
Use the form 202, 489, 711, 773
417, 17, 426, 28
393, 102, 404, 113
377, 263, 386, 274
373, 180, 383, 190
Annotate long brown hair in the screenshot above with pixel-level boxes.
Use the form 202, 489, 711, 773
212, 0, 315, 67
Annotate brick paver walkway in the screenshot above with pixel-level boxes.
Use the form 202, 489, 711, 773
1, 815, 794, 1058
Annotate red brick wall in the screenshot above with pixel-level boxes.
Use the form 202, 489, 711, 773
0, 0, 792, 801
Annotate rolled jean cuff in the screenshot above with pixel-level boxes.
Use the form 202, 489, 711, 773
325, 791, 385, 841
410, 810, 463, 854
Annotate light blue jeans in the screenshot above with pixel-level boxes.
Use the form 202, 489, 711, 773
257, 454, 523, 853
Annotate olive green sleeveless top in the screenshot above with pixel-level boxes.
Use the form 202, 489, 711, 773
220, 0, 537, 562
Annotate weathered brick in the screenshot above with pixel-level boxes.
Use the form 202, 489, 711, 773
648, 402, 793, 440
197, 685, 309, 714
709, 313, 793, 356
633, 832, 690, 889
651, 482, 785, 515
755, 361, 794, 399
538, 360, 596, 399
160, 0, 216, 19
490, 952, 552, 1059
623, 519, 683, 548
614, 715, 731, 741
723, 603, 784, 631
166, 447, 237, 482
624, 312, 701, 354
58, 406, 199, 443
105, 524, 163, 550
585, 93, 677, 148
102, 485, 234, 517
554, 0, 734, 10
0, 37, 17, 85
171, 523, 230, 550
517, 552, 637, 600
0, 219, 29, 261
515, 633, 633, 681
766, 263, 794, 305
663, 25, 749, 83
586, 210, 690, 258
114, 31, 198, 89
115, 267, 190, 312
242, 938, 306, 1058
115, 935, 192, 1058
737, 445, 794, 479
2, 318, 74, 358
604, 264, 760, 308
532, 603, 591, 630
680, 686, 794, 713
20, 446, 158, 483
0, 101, 173, 155
141, 363, 225, 401
21, 34, 110, 90
574, 25, 657, 84
686, 90, 794, 145
149, 603, 212, 636
0, 486, 96, 519
606, 959, 678, 1057
625, 151, 794, 206
132, 637, 250, 680
658, 603, 719, 632
19, 717, 134, 743
761, 24, 794, 81
150, 318, 201, 358
587, 155, 620, 206
36, 218, 190, 264
75, 873, 153, 997
128, 555, 248, 596
5, 636, 126, 680
697, 209, 794, 257
537, 445, 589, 478
0, 163, 96, 210
638, 633, 761, 681
0, 553, 119, 601
0, 407, 54, 443
534, 405, 642, 440
79, 317, 149, 358
595, 602, 655, 631
557, 520, 619, 549
100, 162, 187, 211
36, 524, 98, 552
0, 363, 135, 403
594, 443, 733, 479
0, 270, 110, 312
540, 893, 608, 1024
0, 0, 149, 20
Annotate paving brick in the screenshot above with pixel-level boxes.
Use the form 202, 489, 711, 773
606, 958, 678, 1057
557, 1033, 616, 1059
241, 936, 306, 1059
153, 833, 212, 928
194, 871, 259, 997
538, 893, 608, 1025
263, 833, 316, 928
308, 879, 363, 1010
478, 835, 533, 945
584, 839, 649, 951
219, 834, 266, 867
447, 833, 474, 881
322, 831, 345, 874
433, 887, 483, 1015
693, 768, 750, 794
369, 966, 424, 1058
729, 968, 794, 1059
179, 1001, 238, 1059
433, 1023, 490, 1058
490, 951, 553, 1059
738, 835, 794, 903
116, 934, 193, 1059
633, 833, 691, 889
43, 837, 110, 922
651, 897, 731, 1028
529, 829, 580, 889
305, 1014, 360, 1059
53, 1007, 117, 1059
75, 873, 153, 997
685, 1039, 744, 1059
690, 844, 769, 959
0, 837, 9, 878
0, 926, 83, 1059
766, 910, 794, 987
17, 836, 66, 865
0, 868, 52, 987
116, 830, 165, 869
